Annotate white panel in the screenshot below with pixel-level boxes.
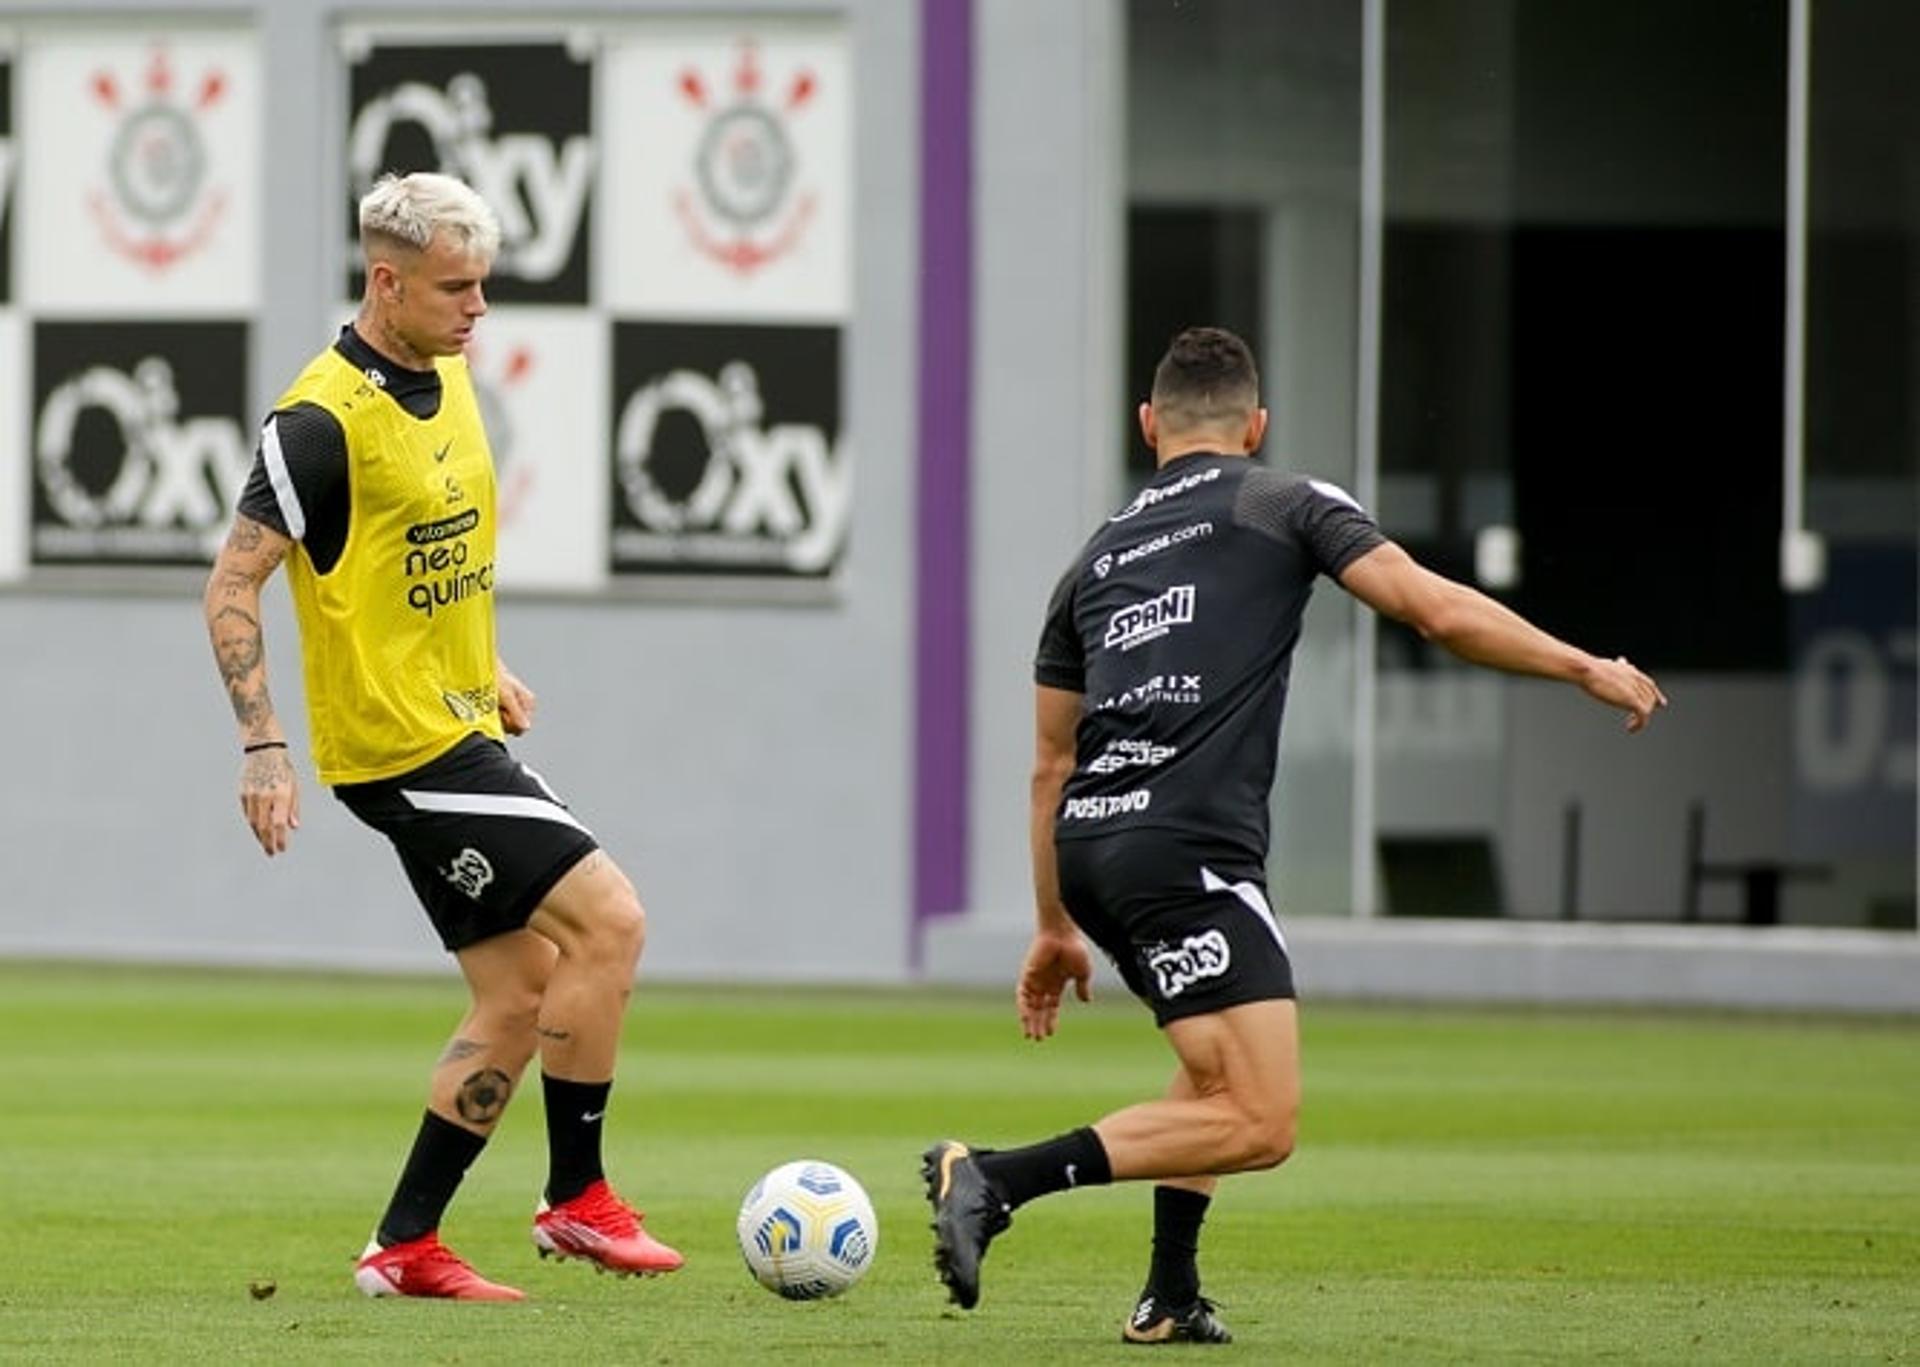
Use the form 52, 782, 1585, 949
466, 306, 607, 592
603, 18, 849, 321
21, 30, 260, 315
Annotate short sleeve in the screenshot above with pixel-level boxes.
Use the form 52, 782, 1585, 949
1233, 469, 1386, 577
1033, 561, 1086, 692
235, 402, 351, 572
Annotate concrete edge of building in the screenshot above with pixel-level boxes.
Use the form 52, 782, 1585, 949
5, 918, 1916, 1012
920, 915, 1920, 1013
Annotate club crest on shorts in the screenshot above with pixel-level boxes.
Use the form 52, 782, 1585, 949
443, 847, 494, 901
1145, 928, 1231, 999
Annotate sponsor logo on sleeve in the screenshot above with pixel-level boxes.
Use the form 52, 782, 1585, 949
1103, 585, 1195, 652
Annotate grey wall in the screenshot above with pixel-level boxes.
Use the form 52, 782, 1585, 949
2, 2, 1907, 990
0, 0, 921, 980
964, 0, 1124, 934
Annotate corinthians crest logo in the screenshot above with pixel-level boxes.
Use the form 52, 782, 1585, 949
86, 46, 229, 272
674, 41, 819, 275
464, 338, 537, 527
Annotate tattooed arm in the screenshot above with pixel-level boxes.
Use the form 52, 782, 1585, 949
204, 514, 301, 857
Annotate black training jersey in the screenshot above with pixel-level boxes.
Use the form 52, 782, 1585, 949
1034, 452, 1385, 861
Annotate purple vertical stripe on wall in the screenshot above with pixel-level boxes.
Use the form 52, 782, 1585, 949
913, 0, 973, 964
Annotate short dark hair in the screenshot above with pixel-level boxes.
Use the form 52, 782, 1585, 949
1149, 326, 1260, 433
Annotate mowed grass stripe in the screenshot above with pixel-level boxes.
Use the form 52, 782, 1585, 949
0, 962, 1914, 1364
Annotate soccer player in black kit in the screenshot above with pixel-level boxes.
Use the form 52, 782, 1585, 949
924, 327, 1666, 1343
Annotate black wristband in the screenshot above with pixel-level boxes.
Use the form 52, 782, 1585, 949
243, 740, 288, 754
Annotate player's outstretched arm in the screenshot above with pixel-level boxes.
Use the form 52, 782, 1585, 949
1338, 541, 1668, 732
1019, 685, 1093, 1041
204, 515, 301, 856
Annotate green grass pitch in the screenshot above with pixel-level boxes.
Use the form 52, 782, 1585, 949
1, 961, 1915, 1363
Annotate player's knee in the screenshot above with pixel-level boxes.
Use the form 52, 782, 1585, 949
1240, 1111, 1297, 1170
588, 883, 645, 969
499, 991, 544, 1039
1225, 1092, 1297, 1171
477, 979, 545, 1039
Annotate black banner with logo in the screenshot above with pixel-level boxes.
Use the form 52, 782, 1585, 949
30, 321, 250, 566
346, 42, 593, 304
609, 322, 846, 578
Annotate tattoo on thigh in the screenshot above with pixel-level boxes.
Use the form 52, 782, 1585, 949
456, 1067, 512, 1124
438, 1037, 485, 1067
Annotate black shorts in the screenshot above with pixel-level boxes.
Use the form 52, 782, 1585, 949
334, 733, 599, 953
1056, 828, 1295, 1026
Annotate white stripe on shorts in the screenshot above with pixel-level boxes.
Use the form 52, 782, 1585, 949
400, 788, 592, 836
260, 415, 307, 540
1201, 865, 1288, 952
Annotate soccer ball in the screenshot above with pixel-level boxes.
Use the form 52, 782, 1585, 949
736, 1159, 879, 1300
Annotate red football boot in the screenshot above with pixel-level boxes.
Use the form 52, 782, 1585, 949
354, 1232, 526, 1301
532, 1179, 684, 1275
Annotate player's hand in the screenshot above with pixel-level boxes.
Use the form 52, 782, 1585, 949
1016, 928, 1093, 1042
498, 665, 536, 735
239, 747, 300, 857
1582, 654, 1668, 733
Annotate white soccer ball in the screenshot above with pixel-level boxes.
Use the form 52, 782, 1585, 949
736, 1159, 879, 1300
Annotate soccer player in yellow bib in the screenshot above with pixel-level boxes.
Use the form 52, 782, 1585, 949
204, 172, 680, 1300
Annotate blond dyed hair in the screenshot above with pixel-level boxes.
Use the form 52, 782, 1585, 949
358, 171, 501, 262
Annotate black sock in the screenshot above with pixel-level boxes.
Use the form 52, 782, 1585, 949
974, 1126, 1112, 1210
1145, 1184, 1211, 1307
542, 1074, 612, 1204
376, 1110, 487, 1246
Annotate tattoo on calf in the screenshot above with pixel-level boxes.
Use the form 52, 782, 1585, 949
438, 1037, 485, 1066
456, 1067, 512, 1124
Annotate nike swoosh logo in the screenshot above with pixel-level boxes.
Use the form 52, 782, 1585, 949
937, 1142, 969, 1200
433, 440, 452, 463
581, 1110, 606, 1123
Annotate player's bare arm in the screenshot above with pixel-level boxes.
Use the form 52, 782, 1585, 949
1338, 540, 1668, 731
204, 514, 301, 856
497, 657, 536, 735
1019, 684, 1093, 1041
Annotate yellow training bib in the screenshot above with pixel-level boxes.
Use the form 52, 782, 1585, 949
275, 345, 502, 785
